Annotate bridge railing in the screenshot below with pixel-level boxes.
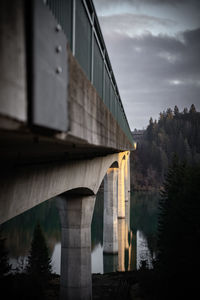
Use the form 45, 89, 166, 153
45, 0, 134, 145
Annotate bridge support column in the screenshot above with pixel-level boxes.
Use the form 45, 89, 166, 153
125, 152, 130, 215
118, 157, 126, 218
56, 194, 96, 300
118, 218, 126, 271
125, 153, 131, 245
103, 167, 118, 254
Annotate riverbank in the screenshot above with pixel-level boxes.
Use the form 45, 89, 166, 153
45, 270, 152, 300
2, 269, 156, 299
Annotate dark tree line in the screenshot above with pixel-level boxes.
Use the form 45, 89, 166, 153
138, 158, 200, 299
154, 157, 200, 298
131, 104, 200, 190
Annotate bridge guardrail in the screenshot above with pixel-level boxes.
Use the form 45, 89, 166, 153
45, 0, 134, 145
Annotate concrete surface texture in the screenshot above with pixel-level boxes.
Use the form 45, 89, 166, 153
67, 49, 133, 151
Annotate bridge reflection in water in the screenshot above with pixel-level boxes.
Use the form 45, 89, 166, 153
0, 191, 158, 274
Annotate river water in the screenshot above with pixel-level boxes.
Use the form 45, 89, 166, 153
0, 191, 159, 274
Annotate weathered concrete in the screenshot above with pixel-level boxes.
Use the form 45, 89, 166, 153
56, 193, 95, 300
0, 0, 27, 122
103, 168, 118, 254
0, 4, 133, 158
0, 2, 133, 173
67, 50, 133, 151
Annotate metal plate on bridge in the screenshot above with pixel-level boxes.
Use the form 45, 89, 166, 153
31, 0, 68, 131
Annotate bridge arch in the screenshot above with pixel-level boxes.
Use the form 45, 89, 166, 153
0, 153, 127, 225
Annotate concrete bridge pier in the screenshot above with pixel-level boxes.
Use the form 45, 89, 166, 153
103, 167, 119, 254
125, 153, 131, 261
125, 153, 131, 228
118, 218, 126, 271
56, 193, 96, 300
118, 157, 126, 218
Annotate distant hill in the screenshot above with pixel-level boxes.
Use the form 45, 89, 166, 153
130, 104, 200, 190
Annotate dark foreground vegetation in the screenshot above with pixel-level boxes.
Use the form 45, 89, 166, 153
154, 158, 200, 298
0, 223, 55, 300
1, 158, 199, 299
1, 105, 200, 299
131, 104, 200, 190
93, 159, 200, 299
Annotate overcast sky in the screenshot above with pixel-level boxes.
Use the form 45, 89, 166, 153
93, 0, 200, 129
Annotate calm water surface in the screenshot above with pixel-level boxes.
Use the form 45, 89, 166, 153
1, 191, 159, 274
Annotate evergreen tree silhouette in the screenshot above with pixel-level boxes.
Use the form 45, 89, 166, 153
0, 233, 11, 278
26, 223, 52, 282
156, 157, 200, 298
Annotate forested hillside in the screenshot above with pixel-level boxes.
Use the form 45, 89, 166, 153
131, 104, 200, 190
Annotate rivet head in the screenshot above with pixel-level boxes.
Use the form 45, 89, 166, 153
56, 24, 61, 32
56, 45, 62, 53
56, 66, 62, 74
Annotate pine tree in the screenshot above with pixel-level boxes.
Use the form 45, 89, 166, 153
189, 103, 196, 114
166, 108, 173, 119
146, 117, 154, 141
131, 105, 200, 190
0, 234, 11, 278
173, 105, 179, 117
26, 224, 52, 282
156, 158, 200, 298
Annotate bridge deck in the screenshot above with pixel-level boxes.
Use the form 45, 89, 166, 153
0, 0, 134, 165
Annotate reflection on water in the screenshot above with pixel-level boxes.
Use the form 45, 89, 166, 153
0, 191, 159, 274
51, 243, 61, 274
92, 243, 103, 274
136, 230, 155, 269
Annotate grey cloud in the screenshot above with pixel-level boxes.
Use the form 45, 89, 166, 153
98, 13, 176, 35
93, 0, 200, 128
102, 28, 200, 128
94, 0, 200, 9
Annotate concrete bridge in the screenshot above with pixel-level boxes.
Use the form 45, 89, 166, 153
0, 0, 134, 299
